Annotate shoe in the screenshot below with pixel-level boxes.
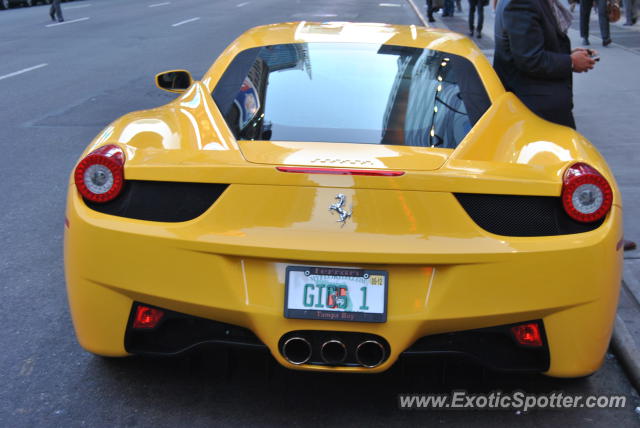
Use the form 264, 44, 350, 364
428, 17, 436, 22
477, 30, 482, 38
603, 37, 612, 47
469, 29, 474, 36
582, 38, 590, 45
58, 18, 64, 22
49, 13, 55, 21
623, 240, 637, 251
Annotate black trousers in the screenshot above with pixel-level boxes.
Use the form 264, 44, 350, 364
624, 0, 638, 23
468, 0, 485, 31
580, 0, 609, 40
50, 0, 63, 21
426, 0, 437, 20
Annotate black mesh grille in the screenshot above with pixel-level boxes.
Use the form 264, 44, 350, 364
84, 180, 228, 222
455, 193, 604, 236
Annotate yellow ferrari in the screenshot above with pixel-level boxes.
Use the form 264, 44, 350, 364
64, 22, 622, 377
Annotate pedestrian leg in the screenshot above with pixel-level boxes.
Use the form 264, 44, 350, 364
468, 0, 476, 35
444, 0, 454, 16
579, 0, 593, 44
477, 3, 484, 37
596, 0, 611, 45
426, 0, 436, 22
624, 0, 637, 24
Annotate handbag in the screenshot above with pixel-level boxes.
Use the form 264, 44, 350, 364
606, 0, 621, 22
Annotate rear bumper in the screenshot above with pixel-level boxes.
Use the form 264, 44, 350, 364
64, 186, 623, 377
124, 302, 550, 372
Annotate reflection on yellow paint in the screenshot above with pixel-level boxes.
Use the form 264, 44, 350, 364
516, 141, 573, 165
119, 119, 180, 149
179, 109, 202, 149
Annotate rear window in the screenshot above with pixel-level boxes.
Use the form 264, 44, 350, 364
212, 43, 490, 148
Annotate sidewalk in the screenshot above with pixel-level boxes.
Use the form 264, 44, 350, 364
408, 0, 640, 390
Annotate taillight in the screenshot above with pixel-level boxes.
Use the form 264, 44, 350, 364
511, 323, 543, 347
74, 144, 125, 203
561, 163, 612, 223
132, 305, 164, 329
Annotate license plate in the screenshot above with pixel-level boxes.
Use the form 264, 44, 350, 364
284, 266, 388, 323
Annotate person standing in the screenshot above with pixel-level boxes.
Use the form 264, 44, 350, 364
468, 0, 488, 38
49, 0, 64, 23
624, 0, 638, 25
494, 0, 596, 129
579, 0, 611, 46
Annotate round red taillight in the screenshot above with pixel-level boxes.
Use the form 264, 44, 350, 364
74, 144, 125, 203
561, 163, 612, 223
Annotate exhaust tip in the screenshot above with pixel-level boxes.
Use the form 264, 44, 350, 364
281, 337, 312, 365
320, 340, 347, 365
356, 340, 386, 368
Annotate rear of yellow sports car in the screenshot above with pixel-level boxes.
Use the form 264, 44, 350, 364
64, 22, 622, 378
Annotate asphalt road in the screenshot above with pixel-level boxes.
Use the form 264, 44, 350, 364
1, 0, 639, 426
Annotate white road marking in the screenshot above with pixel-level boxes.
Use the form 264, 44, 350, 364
149, 2, 170, 7
65, 3, 91, 9
291, 12, 337, 18
0, 63, 48, 81
379, 2, 401, 6
45, 17, 90, 27
172, 17, 200, 27
236, 2, 250, 7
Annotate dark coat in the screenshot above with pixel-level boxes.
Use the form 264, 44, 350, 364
494, 0, 575, 128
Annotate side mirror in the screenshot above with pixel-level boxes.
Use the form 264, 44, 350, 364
155, 70, 193, 93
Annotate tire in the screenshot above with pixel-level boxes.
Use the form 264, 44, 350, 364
24, 0, 34, 7
1, 0, 11, 10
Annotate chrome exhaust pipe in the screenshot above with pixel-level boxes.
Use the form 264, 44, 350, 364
356, 340, 386, 368
320, 340, 347, 365
281, 337, 312, 365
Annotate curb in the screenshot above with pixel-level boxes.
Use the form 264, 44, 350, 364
612, 270, 640, 393
405, 0, 429, 26
611, 311, 640, 393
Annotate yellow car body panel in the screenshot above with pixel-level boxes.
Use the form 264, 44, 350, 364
64, 22, 623, 377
